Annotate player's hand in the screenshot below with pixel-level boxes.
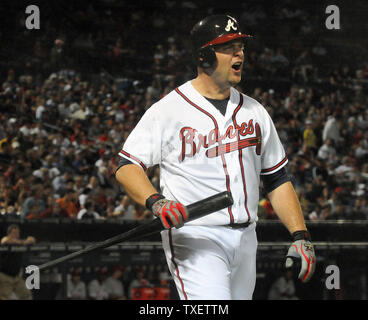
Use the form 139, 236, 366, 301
146, 194, 188, 229
285, 230, 316, 283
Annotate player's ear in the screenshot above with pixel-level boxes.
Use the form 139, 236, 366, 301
198, 46, 216, 69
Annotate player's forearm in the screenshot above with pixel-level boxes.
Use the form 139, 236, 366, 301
115, 164, 158, 207
267, 181, 307, 234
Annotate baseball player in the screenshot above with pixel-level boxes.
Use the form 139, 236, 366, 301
115, 15, 316, 300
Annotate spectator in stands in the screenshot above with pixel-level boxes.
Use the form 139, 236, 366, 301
113, 195, 135, 220
308, 204, 323, 221
304, 183, 317, 207
71, 100, 92, 121
77, 201, 101, 220
40, 154, 61, 178
316, 187, 331, 209
317, 138, 337, 164
128, 268, 151, 300
326, 191, 339, 214
0, 184, 17, 215
37, 200, 69, 219
52, 171, 73, 196
65, 178, 76, 192
24, 204, 43, 220
268, 269, 298, 300
72, 149, 89, 175
319, 204, 333, 220
354, 138, 368, 160
30, 122, 48, 139
105, 266, 126, 300
293, 50, 313, 82
326, 201, 349, 220
78, 187, 92, 208
87, 117, 103, 139
73, 175, 85, 194
88, 268, 109, 300
50, 39, 66, 70
19, 121, 33, 137
86, 176, 99, 195
352, 175, 366, 198
92, 186, 109, 215
0, 224, 36, 300
96, 161, 111, 189
334, 156, 354, 182
67, 270, 87, 300
112, 38, 129, 59
20, 185, 46, 218
56, 189, 79, 218
322, 113, 342, 146
303, 119, 317, 151
349, 198, 366, 220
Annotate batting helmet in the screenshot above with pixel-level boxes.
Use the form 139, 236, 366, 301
190, 15, 252, 68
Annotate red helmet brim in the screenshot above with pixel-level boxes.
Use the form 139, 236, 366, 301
201, 33, 252, 48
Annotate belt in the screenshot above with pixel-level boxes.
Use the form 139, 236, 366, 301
225, 221, 252, 229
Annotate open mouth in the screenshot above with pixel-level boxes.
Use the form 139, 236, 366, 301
232, 62, 242, 71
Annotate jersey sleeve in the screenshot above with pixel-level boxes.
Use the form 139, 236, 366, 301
118, 105, 161, 170
260, 109, 288, 175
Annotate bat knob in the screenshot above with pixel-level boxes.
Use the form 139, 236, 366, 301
224, 191, 234, 206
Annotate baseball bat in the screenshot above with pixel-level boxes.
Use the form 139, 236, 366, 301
38, 191, 233, 271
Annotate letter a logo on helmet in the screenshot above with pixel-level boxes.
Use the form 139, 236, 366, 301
225, 19, 237, 32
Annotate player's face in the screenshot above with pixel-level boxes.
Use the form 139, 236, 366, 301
213, 40, 245, 87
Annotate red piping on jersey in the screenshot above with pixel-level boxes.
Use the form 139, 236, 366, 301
169, 229, 188, 300
175, 87, 234, 223
261, 155, 288, 174
232, 94, 251, 221
119, 150, 147, 171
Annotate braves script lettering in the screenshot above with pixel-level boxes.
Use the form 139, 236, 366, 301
179, 120, 258, 162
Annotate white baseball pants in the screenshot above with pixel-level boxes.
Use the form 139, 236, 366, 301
161, 223, 257, 300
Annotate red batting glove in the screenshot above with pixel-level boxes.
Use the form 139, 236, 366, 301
146, 194, 188, 229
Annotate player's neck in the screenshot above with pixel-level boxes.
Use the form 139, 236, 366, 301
191, 73, 230, 100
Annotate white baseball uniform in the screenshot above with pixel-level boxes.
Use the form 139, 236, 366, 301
119, 80, 287, 299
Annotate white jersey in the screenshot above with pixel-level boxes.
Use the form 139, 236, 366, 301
119, 80, 287, 226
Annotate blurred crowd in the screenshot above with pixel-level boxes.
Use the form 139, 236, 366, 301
64, 264, 171, 300
0, 0, 367, 223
